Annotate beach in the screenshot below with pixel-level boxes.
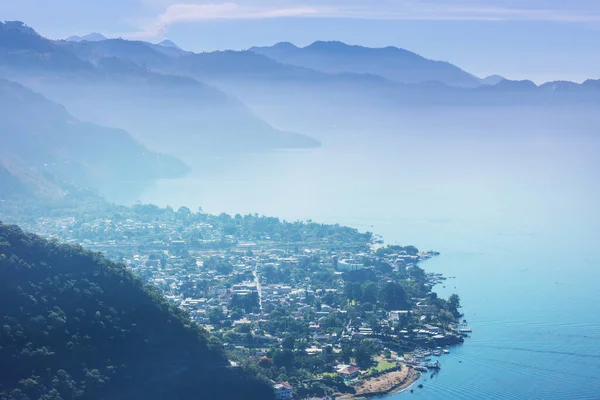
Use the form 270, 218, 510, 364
337, 365, 420, 399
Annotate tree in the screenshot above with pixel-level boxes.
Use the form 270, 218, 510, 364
380, 282, 408, 310
231, 292, 260, 313
295, 339, 309, 353
177, 206, 191, 218
448, 294, 462, 318
344, 282, 362, 302
244, 333, 255, 348
403, 245, 419, 255
257, 357, 274, 369
355, 347, 373, 369
236, 324, 251, 334
375, 260, 393, 274
208, 308, 225, 324
262, 265, 278, 282
408, 266, 426, 282
340, 346, 353, 363
273, 350, 295, 370
362, 282, 378, 304
282, 336, 296, 351
204, 256, 234, 275
0, 223, 275, 400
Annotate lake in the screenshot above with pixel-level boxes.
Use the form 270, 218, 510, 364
137, 122, 600, 399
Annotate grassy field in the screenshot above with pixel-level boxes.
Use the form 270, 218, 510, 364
374, 359, 397, 372
369, 360, 396, 373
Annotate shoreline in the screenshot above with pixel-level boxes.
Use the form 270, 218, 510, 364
337, 365, 421, 399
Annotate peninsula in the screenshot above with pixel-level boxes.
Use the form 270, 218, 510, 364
0, 199, 467, 399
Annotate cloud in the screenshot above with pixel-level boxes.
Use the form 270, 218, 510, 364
129, 2, 330, 38
127, 0, 600, 39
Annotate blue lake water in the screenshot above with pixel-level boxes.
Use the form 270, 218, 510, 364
138, 126, 600, 399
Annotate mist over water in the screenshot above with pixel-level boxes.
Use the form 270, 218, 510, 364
4, 17, 600, 400
137, 120, 600, 398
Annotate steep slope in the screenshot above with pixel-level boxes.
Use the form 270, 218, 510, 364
250, 41, 482, 87
0, 78, 188, 199
0, 164, 28, 197
0, 22, 319, 161
0, 21, 93, 73
153, 40, 189, 57
18, 58, 319, 160
0, 223, 275, 400
157, 39, 183, 50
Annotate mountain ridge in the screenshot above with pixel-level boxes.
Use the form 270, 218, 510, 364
66, 32, 108, 42
0, 222, 275, 399
0, 21, 320, 167
249, 40, 482, 87
158, 39, 182, 49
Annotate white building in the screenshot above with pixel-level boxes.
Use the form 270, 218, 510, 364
390, 310, 409, 322
273, 382, 293, 400
337, 258, 363, 271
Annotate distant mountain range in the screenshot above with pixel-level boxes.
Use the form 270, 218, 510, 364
65, 33, 184, 52
0, 22, 319, 170
66, 32, 107, 42
250, 41, 483, 87
2, 20, 600, 196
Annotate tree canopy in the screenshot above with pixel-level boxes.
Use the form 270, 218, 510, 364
0, 223, 274, 400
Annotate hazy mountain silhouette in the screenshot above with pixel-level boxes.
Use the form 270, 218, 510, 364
0, 22, 319, 164
0, 78, 188, 199
480, 74, 506, 85
158, 39, 182, 49
34, 24, 598, 110
250, 41, 482, 87
0, 21, 93, 72
153, 39, 189, 57
3, 20, 599, 166
63, 38, 178, 68
62, 37, 188, 64
66, 32, 108, 42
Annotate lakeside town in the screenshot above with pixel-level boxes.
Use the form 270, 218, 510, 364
0, 201, 469, 399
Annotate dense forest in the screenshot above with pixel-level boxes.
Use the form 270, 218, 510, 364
0, 223, 274, 400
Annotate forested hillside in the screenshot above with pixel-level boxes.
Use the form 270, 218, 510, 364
0, 223, 274, 400
0, 78, 189, 199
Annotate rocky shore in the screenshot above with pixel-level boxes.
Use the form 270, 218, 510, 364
337, 365, 420, 399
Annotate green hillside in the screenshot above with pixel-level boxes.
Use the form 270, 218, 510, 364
0, 223, 274, 400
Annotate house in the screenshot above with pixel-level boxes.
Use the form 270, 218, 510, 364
312, 333, 330, 342
337, 365, 360, 379
274, 382, 293, 400
389, 310, 409, 322
321, 304, 333, 312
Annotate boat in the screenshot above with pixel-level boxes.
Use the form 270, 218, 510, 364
443, 349, 450, 354
432, 350, 442, 356
424, 361, 441, 370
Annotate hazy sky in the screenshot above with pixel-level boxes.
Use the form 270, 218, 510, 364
2, 0, 599, 82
